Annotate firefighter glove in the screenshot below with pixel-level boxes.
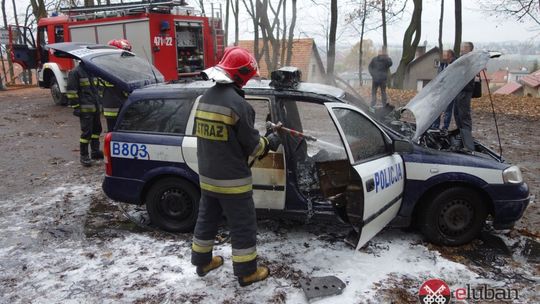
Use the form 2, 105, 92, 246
266, 132, 281, 152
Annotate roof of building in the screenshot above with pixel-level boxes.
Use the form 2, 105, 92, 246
490, 69, 508, 83
237, 38, 325, 80
520, 69, 540, 88
408, 47, 440, 69
494, 81, 523, 94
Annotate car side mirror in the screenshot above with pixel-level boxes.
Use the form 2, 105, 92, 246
393, 139, 413, 154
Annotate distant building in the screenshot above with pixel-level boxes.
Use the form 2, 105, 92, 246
494, 82, 523, 96
237, 38, 326, 83
520, 69, 540, 97
339, 71, 372, 87
507, 68, 529, 83
402, 46, 440, 91
489, 69, 509, 90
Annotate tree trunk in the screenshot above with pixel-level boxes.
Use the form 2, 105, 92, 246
453, 0, 462, 56
234, 0, 239, 45
326, 0, 338, 84
225, 0, 230, 46
393, 0, 422, 89
280, 0, 287, 67
198, 0, 206, 15
1, 0, 15, 84
84, 0, 95, 7
438, 0, 444, 55
358, 0, 367, 86
285, 0, 296, 66
381, 0, 387, 50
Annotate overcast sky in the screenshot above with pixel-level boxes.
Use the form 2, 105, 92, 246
188, 0, 540, 49
3, 0, 538, 48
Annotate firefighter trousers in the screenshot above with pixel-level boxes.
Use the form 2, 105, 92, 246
191, 194, 258, 277
105, 117, 117, 133
80, 112, 102, 149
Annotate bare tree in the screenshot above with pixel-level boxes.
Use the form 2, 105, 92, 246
453, 0, 462, 56
393, 0, 422, 89
285, 0, 296, 65
326, 0, 338, 84
242, 0, 264, 62
480, 0, 540, 26
438, 0, 444, 55
225, 0, 230, 46
30, 0, 47, 20
381, 0, 387, 50
231, 0, 240, 45
347, 0, 372, 85
2, 0, 15, 84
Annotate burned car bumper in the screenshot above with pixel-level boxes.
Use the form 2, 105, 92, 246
484, 182, 530, 229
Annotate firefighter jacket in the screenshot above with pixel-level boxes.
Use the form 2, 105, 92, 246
195, 83, 267, 199
99, 80, 127, 118
66, 64, 100, 113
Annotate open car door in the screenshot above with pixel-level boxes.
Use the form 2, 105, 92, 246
8, 25, 38, 69
325, 103, 405, 249
46, 42, 164, 93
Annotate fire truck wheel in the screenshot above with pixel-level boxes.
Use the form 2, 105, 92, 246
419, 187, 487, 246
145, 177, 199, 233
50, 76, 68, 106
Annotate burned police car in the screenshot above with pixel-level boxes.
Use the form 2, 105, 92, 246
48, 43, 529, 249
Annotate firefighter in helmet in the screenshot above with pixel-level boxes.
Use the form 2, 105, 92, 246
101, 39, 132, 131
191, 47, 281, 286
66, 61, 103, 167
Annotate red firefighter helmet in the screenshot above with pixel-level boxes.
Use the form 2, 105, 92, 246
201, 47, 259, 87
108, 39, 132, 51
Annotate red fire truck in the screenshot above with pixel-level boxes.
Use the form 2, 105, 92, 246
9, 0, 224, 105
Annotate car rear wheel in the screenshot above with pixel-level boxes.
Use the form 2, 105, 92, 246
420, 187, 487, 246
145, 177, 199, 232
50, 76, 68, 106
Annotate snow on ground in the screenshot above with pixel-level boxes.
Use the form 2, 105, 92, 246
0, 182, 537, 303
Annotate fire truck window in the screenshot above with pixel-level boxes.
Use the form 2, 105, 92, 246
54, 26, 64, 43
176, 22, 204, 74
332, 108, 388, 163
246, 98, 272, 135
117, 98, 195, 134
37, 26, 49, 62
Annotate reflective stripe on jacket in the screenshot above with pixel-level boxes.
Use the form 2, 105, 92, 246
195, 83, 267, 198
66, 64, 100, 111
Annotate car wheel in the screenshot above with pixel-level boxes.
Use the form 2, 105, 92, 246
50, 76, 68, 106
145, 177, 200, 232
420, 187, 487, 246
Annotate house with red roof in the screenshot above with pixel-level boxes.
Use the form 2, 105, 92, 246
520, 69, 540, 97
489, 69, 509, 90
494, 81, 523, 96
237, 38, 325, 83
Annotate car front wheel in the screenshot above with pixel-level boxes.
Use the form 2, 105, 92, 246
145, 177, 200, 232
420, 187, 487, 246
50, 76, 68, 106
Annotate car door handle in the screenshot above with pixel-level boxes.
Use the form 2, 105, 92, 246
366, 178, 375, 192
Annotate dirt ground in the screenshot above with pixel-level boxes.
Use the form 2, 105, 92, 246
0, 86, 538, 303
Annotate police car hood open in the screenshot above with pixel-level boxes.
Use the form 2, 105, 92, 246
46, 42, 164, 93
402, 51, 490, 141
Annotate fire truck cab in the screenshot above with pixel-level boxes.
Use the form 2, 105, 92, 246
9, 0, 224, 105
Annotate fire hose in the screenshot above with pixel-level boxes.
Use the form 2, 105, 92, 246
265, 121, 318, 141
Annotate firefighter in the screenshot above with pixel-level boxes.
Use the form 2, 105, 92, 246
66, 61, 103, 167
101, 39, 132, 131
191, 47, 281, 286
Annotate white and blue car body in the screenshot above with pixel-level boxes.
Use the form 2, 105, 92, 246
48, 43, 530, 249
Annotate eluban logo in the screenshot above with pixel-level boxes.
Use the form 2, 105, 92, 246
418, 279, 451, 304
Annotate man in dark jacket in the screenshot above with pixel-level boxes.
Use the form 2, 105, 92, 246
454, 42, 475, 152
191, 47, 281, 287
66, 62, 103, 166
368, 49, 393, 107
431, 49, 456, 131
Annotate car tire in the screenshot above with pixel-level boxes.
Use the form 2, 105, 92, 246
145, 177, 200, 233
50, 76, 68, 106
419, 187, 487, 246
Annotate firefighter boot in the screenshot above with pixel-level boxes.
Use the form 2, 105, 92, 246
196, 256, 224, 277
80, 143, 92, 167
238, 266, 269, 287
90, 139, 104, 160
